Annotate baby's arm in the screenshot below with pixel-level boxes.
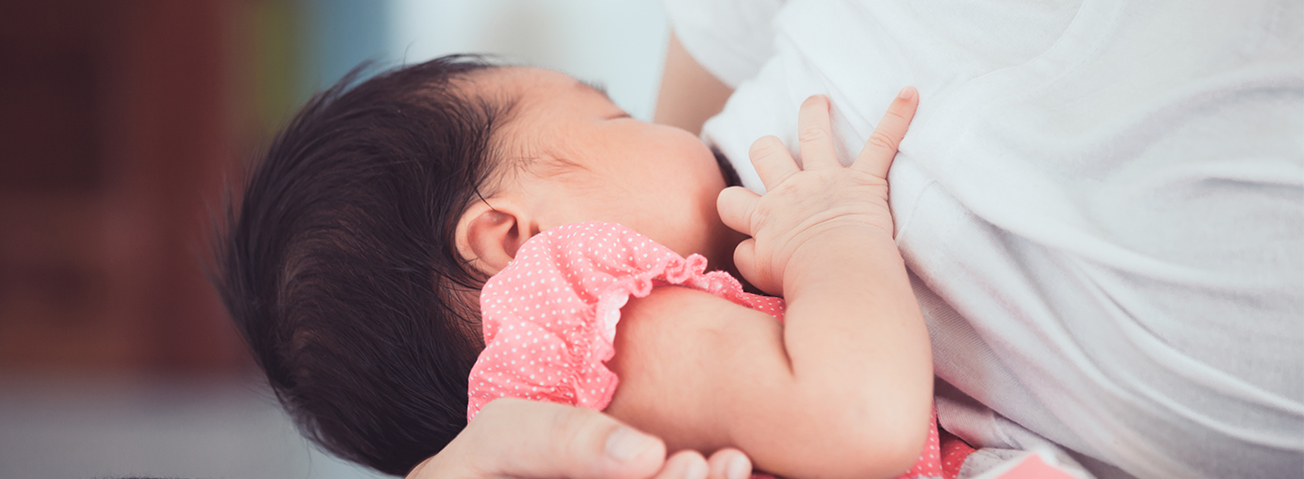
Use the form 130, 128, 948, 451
605, 90, 929, 479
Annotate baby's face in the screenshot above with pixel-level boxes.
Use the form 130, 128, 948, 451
487, 67, 745, 274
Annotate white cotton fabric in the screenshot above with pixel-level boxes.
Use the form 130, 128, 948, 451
661, 1, 1304, 478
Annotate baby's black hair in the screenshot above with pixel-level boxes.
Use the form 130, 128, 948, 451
212, 55, 513, 476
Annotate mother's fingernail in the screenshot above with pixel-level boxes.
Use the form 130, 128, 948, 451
605, 426, 658, 462
898, 86, 916, 100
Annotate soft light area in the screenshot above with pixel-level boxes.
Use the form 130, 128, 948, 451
389, 0, 669, 121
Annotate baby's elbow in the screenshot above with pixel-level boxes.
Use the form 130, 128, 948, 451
792, 398, 932, 479
821, 418, 929, 479
864, 422, 931, 479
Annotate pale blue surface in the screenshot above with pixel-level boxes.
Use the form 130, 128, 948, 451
303, 0, 393, 90
0, 375, 388, 479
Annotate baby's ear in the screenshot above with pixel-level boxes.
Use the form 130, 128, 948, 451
457, 202, 532, 276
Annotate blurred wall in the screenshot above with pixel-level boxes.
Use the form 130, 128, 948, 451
0, 0, 400, 376
0, 0, 246, 374
0, 0, 669, 378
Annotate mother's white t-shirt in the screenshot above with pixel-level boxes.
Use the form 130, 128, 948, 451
662, 1, 1303, 478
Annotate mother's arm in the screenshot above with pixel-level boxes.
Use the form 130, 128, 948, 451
653, 31, 734, 135
406, 398, 753, 479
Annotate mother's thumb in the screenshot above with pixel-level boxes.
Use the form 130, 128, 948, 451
478, 399, 666, 479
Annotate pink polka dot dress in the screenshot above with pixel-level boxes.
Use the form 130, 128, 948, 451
467, 222, 968, 479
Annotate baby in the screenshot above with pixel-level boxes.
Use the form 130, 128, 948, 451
215, 55, 943, 479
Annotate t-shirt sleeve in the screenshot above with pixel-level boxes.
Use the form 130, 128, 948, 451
660, 0, 786, 88
466, 222, 783, 421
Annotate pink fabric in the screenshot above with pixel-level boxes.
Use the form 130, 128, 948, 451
467, 222, 958, 479
941, 428, 978, 479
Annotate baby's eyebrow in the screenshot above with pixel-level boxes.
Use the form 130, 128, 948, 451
577, 79, 614, 103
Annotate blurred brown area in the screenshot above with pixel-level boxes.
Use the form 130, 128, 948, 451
0, 0, 292, 375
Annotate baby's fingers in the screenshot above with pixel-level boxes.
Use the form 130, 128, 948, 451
797, 95, 840, 170
717, 186, 760, 236
852, 87, 918, 179
749, 135, 799, 191
731, 238, 777, 296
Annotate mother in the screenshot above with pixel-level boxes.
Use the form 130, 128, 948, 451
411, 1, 1302, 478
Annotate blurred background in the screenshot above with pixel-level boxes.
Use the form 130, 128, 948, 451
0, 1, 668, 477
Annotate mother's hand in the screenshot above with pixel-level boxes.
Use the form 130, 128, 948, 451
407, 399, 753, 479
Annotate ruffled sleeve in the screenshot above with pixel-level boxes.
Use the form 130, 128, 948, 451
467, 222, 784, 421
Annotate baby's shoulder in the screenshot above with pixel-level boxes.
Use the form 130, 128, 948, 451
481, 221, 783, 328
482, 222, 684, 307
471, 222, 703, 417
512, 221, 681, 276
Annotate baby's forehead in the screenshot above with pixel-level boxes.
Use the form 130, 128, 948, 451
462, 66, 568, 95
477, 67, 599, 134
473, 67, 610, 111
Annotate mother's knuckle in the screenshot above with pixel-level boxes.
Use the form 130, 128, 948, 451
549, 405, 588, 447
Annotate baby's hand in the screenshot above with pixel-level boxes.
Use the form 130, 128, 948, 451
717, 88, 918, 296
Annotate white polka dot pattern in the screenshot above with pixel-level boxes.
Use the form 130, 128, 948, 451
466, 222, 785, 421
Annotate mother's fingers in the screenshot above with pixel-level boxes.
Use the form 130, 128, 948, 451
653, 451, 710, 479
749, 135, 798, 191
852, 86, 919, 179
706, 448, 752, 479
797, 95, 840, 170
647, 446, 751, 479
418, 399, 666, 479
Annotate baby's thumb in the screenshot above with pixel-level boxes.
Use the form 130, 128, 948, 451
733, 239, 778, 296
716, 186, 759, 236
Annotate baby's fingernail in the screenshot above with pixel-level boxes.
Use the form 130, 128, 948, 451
898, 86, 915, 100
726, 455, 750, 479
605, 426, 658, 462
